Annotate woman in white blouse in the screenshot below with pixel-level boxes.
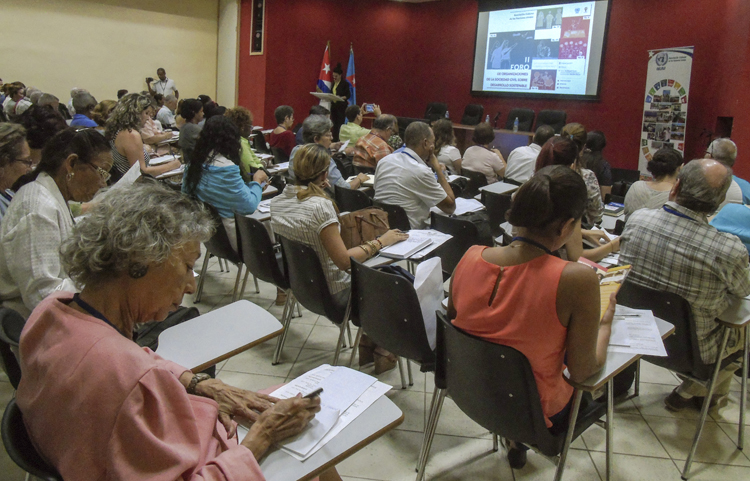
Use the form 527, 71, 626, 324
433, 119, 462, 175
462, 122, 506, 184
624, 147, 682, 220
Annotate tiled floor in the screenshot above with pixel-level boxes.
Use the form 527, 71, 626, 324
2, 254, 750, 480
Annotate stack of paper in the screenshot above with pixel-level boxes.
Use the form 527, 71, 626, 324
257, 200, 271, 213
346, 174, 374, 187
380, 234, 433, 259
149, 154, 180, 166
268, 162, 289, 173
604, 202, 625, 216
608, 306, 667, 356
430, 197, 484, 216
155, 164, 185, 179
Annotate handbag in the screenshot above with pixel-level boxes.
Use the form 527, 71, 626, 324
339, 207, 389, 249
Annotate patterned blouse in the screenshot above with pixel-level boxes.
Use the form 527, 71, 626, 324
580, 168, 603, 228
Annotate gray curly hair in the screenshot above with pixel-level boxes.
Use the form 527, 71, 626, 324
60, 182, 215, 288
105, 93, 153, 140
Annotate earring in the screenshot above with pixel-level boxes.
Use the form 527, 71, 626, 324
67, 172, 74, 181
128, 263, 149, 279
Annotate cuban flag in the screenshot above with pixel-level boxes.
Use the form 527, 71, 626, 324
317, 43, 332, 94
346, 44, 356, 106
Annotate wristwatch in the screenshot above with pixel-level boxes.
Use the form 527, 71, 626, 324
187, 373, 212, 395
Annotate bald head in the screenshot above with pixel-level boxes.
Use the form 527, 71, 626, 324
706, 138, 737, 168
673, 158, 732, 213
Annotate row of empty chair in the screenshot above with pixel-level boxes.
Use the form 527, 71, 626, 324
423, 102, 568, 133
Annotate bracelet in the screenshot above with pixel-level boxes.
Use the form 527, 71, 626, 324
374, 237, 384, 249
359, 245, 370, 257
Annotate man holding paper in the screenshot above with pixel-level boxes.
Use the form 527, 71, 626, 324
620, 159, 750, 412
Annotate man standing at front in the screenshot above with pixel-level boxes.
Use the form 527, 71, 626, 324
620, 159, 750, 411
147, 68, 179, 99
374, 122, 456, 229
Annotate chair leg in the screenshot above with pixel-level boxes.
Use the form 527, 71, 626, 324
634, 359, 641, 397
272, 291, 294, 365
333, 321, 348, 366
606, 380, 614, 481
407, 359, 414, 386
218, 258, 225, 272
397, 357, 407, 389
277, 295, 296, 351
349, 327, 363, 368
493, 433, 499, 452
553, 390, 584, 481
194, 254, 211, 303
739, 325, 749, 450
238, 268, 250, 301
416, 387, 447, 481
253, 274, 260, 293
296, 302, 302, 318
231, 264, 244, 302
346, 322, 353, 348
682, 327, 731, 480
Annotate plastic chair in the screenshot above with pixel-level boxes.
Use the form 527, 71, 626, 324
279, 236, 353, 365
460, 169, 488, 199
416, 312, 607, 481
610, 168, 640, 184
251, 131, 270, 154
616, 280, 748, 479
430, 212, 480, 278
535, 110, 568, 133
372, 200, 411, 231
194, 203, 249, 303
481, 190, 513, 239
424, 102, 448, 123
334, 185, 372, 212
2, 399, 62, 481
270, 146, 289, 165
396, 117, 429, 139
504, 108, 535, 132
0, 307, 24, 389
460, 104, 484, 126
348, 259, 436, 388
235, 214, 299, 364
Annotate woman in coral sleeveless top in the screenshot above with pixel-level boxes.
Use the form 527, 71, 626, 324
448, 165, 616, 469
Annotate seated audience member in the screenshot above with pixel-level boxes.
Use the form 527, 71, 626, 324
289, 115, 368, 190
27, 89, 43, 105
535, 137, 619, 262
153, 93, 164, 109
505, 125, 556, 185
106, 93, 181, 182
37, 93, 60, 111
0, 123, 33, 221
0, 128, 112, 317
705, 138, 746, 208
16, 182, 335, 481
270, 105, 296, 158
620, 158, 750, 411
374, 122, 456, 228
561, 123, 603, 228
178, 98, 205, 163
352, 114, 397, 171
117, 89, 128, 99
339, 104, 381, 144
581, 130, 613, 199
271, 144, 408, 371
711, 204, 750, 254
91, 99, 118, 129
174, 99, 186, 129
67, 88, 88, 116
139, 101, 173, 151
225, 106, 264, 181
296, 105, 330, 145
462, 122, 506, 184
203, 101, 227, 121
3, 84, 32, 119
183, 116, 268, 252
17, 104, 68, 167
624, 147, 682, 220
157, 94, 178, 129
70, 92, 99, 128
433, 118, 462, 175
449, 165, 615, 468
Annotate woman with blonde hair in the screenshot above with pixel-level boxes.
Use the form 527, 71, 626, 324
560, 122, 603, 228
433, 119, 462, 174
105, 93, 180, 182
91, 99, 117, 129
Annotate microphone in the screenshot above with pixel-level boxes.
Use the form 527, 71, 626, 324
493, 111, 502, 128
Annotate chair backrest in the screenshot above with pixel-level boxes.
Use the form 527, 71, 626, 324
424, 102, 448, 123
535, 110, 567, 133
504, 108, 535, 132
616, 280, 706, 377
610, 168, 640, 184
334, 185, 372, 213
460, 169, 488, 199
234, 214, 289, 290
396, 116, 429, 139
611, 180, 633, 198
332, 154, 354, 179
481, 190, 513, 238
0, 307, 24, 389
279, 236, 347, 324
372, 200, 411, 231
202, 203, 241, 264
435, 312, 562, 456
2, 399, 62, 481
350, 260, 435, 367
460, 104, 484, 126
251, 131, 270, 154
270, 146, 290, 165
603, 193, 625, 205
430, 212, 479, 276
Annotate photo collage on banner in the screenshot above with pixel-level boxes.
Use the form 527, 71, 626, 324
639, 47, 694, 173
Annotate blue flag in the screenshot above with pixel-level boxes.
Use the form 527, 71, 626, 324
346, 45, 356, 106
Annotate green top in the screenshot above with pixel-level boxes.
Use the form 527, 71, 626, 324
339, 122, 371, 144
240, 137, 263, 181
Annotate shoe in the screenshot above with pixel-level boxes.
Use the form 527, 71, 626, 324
274, 289, 287, 306
664, 388, 729, 412
502, 438, 528, 469
373, 349, 397, 374
358, 334, 376, 367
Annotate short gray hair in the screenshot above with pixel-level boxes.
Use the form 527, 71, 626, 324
28, 90, 43, 104
675, 159, 732, 213
372, 114, 396, 131
404, 121, 433, 148
60, 182, 215, 288
72, 92, 97, 113
707, 138, 737, 167
37, 93, 59, 107
302, 114, 333, 143
164, 94, 177, 103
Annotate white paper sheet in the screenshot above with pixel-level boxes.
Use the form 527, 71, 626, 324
407, 230, 453, 260
430, 197, 485, 217
414, 258, 444, 350
149, 154, 180, 166
607, 306, 668, 356
277, 406, 340, 456
338, 140, 350, 152
257, 199, 271, 213
155, 164, 185, 179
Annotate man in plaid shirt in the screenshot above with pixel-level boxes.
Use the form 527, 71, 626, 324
352, 114, 397, 170
620, 159, 750, 411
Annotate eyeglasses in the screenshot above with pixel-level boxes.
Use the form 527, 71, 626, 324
14, 158, 33, 168
88, 163, 111, 182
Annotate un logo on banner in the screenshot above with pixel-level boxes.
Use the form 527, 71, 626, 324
655, 52, 669, 67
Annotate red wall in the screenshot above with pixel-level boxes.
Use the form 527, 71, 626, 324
239, 0, 750, 178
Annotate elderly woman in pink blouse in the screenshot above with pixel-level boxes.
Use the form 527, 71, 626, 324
15, 182, 341, 481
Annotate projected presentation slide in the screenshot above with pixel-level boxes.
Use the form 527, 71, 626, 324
475, 1, 606, 97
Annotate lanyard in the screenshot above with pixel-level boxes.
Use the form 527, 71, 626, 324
662, 205, 695, 221
72, 293, 127, 338
511, 236, 554, 256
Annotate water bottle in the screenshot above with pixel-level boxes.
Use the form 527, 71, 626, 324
485, 114, 490, 123
513, 117, 519, 132
445, 110, 450, 119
